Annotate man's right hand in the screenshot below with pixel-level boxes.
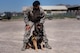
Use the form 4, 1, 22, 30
26, 25, 30, 30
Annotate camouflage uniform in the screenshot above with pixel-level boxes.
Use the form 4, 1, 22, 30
22, 6, 51, 51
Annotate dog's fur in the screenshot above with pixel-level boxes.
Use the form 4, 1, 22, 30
29, 23, 44, 51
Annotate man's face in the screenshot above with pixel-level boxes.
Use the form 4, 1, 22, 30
33, 5, 39, 10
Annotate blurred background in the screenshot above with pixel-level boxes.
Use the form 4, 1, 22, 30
0, 0, 80, 20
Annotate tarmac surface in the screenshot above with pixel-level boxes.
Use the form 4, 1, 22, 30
0, 19, 80, 53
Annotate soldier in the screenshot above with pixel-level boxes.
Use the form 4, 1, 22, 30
22, 1, 52, 51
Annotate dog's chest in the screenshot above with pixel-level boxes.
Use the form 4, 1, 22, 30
35, 32, 43, 40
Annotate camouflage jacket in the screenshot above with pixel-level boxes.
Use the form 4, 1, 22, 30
24, 6, 45, 25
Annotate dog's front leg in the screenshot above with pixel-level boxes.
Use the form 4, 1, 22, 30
41, 42, 45, 50
32, 39, 38, 51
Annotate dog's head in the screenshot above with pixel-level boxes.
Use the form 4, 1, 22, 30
33, 23, 43, 36
35, 23, 43, 32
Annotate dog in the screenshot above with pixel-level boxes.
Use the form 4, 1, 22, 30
29, 23, 45, 51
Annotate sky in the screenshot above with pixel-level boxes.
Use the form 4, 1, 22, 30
0, 0, 80, 12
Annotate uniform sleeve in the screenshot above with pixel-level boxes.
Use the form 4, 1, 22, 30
40, 8, 46, 24
23, 9, 29, 25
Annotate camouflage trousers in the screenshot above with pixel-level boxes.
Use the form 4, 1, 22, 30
23, 21, 48, 44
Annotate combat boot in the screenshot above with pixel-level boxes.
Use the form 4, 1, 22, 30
45, 43, 52, 49
21, 43, 27, 51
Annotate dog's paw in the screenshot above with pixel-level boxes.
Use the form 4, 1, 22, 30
41, 48, 45, 51
35, 49, 38, 52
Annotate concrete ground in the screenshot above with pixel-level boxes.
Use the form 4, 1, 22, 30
0, 18, 80, 53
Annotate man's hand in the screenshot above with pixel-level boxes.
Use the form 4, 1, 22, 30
26, 25, 30, 30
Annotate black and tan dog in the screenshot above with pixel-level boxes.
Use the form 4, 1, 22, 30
28, 23, 45, 51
